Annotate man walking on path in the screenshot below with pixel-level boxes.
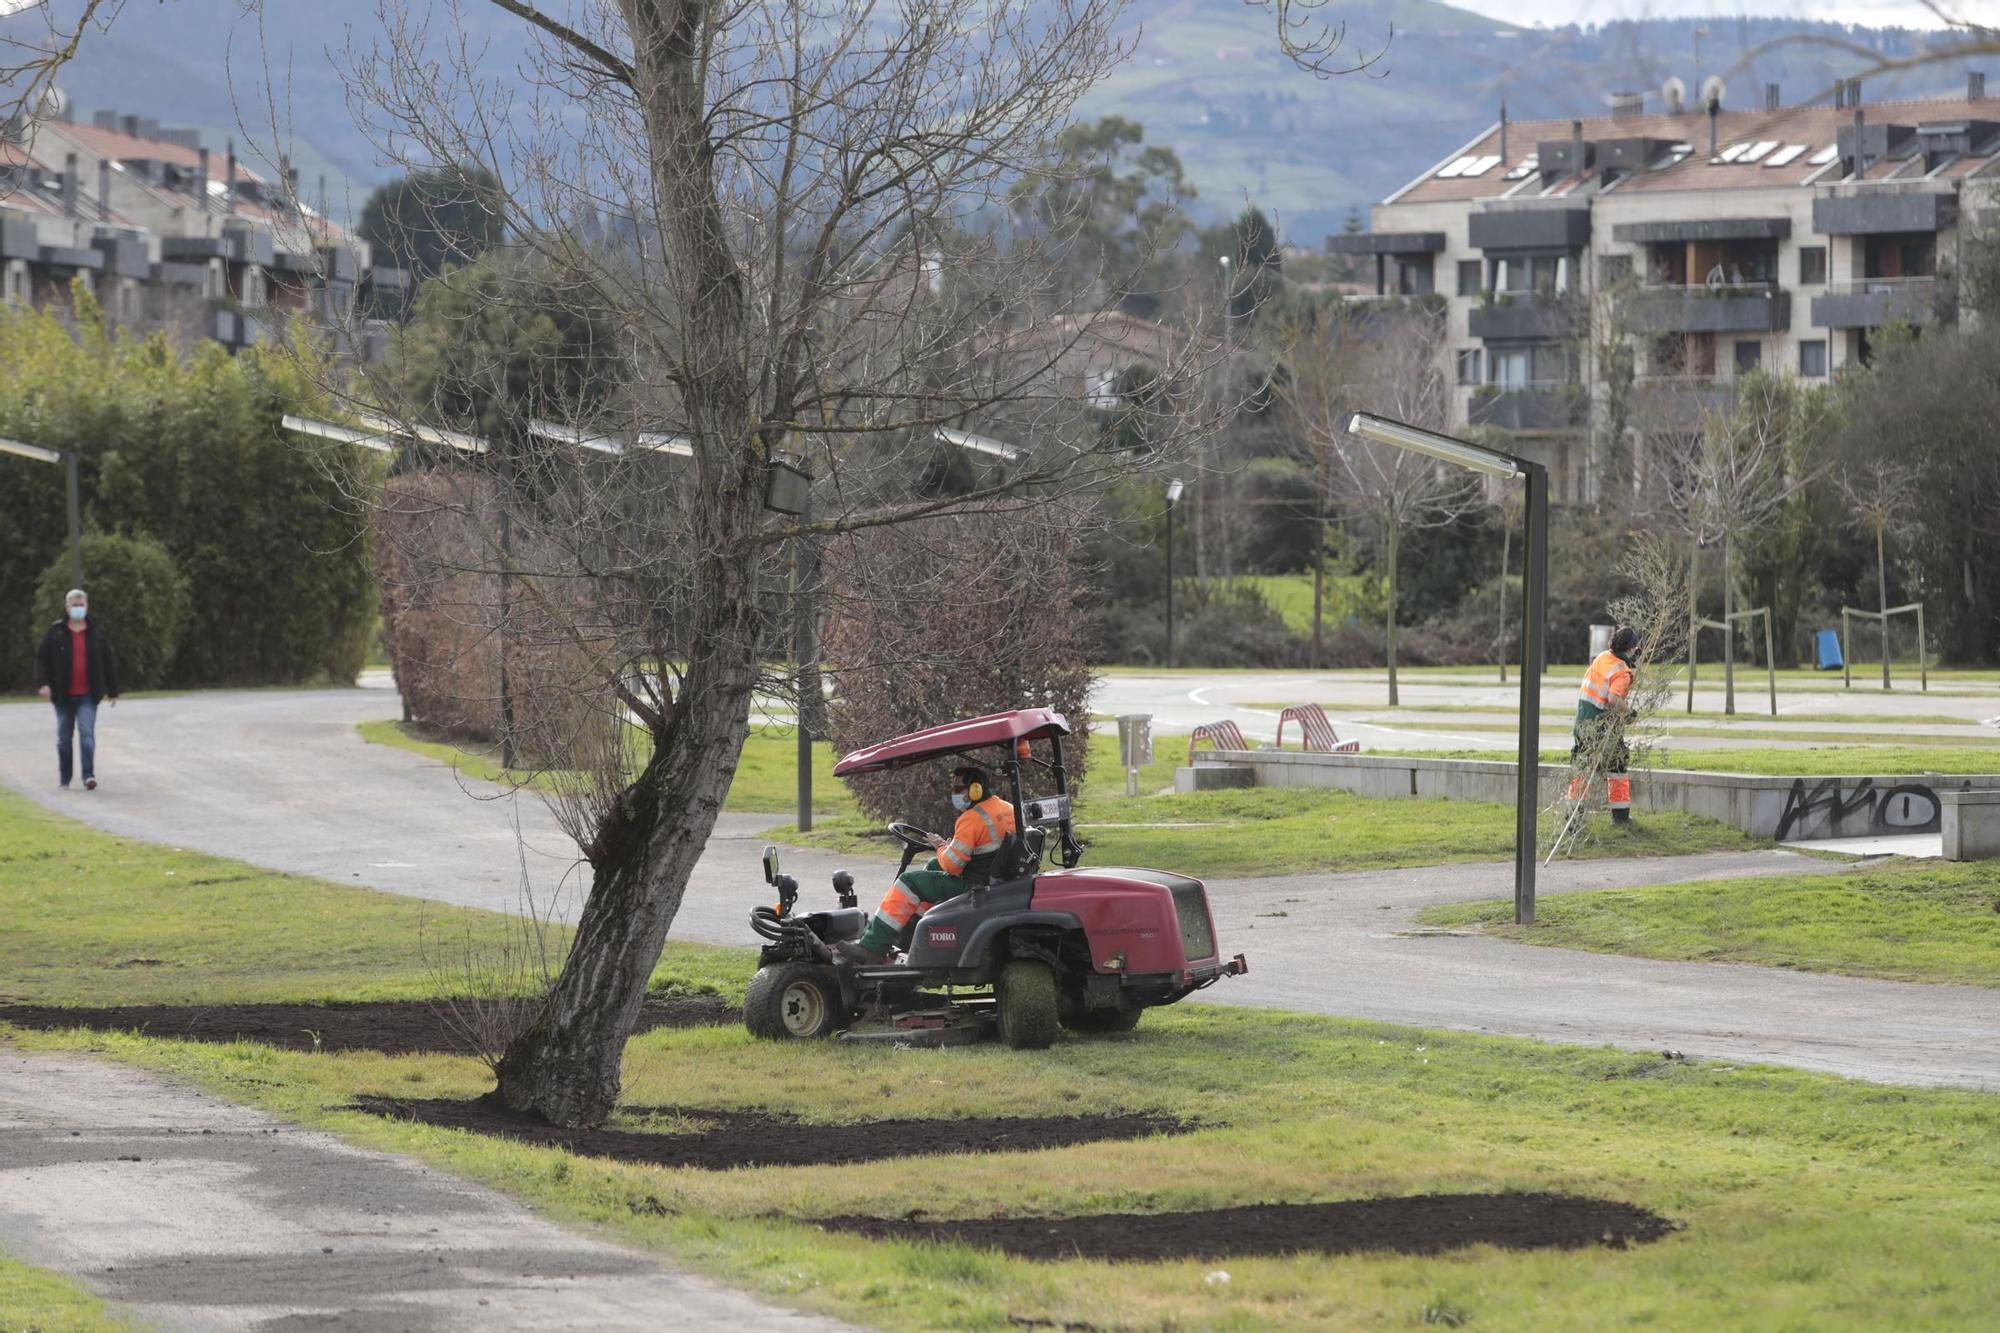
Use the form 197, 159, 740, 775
1567, 625, 1638, 825
33, 589, 119, 791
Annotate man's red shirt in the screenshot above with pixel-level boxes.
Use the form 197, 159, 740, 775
67, 623, 89, 697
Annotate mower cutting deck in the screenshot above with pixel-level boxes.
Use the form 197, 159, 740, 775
744, 709, 1246, 1049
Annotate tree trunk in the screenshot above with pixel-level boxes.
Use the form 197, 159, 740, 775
1877, 525, 1891, 690
495, 0, 764, 1129
1685, 537, 1699, 715
1386, 520, 1399, 707
1723, 529, 1736, 716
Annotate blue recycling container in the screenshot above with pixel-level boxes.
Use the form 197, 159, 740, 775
1815, 628, 1844, 670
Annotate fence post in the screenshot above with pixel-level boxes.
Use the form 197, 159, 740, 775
1763, 609, 1776, 717
1918, 604, 1928, 692
1841, 609, 1851, 690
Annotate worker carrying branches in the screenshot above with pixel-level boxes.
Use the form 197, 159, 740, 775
1568, 626, 1640, 825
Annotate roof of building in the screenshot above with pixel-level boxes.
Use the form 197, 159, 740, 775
38, 118, 268, 184
1386, 94, 2000, 208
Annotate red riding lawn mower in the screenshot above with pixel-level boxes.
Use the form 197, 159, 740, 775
745, 709, 1247, 1048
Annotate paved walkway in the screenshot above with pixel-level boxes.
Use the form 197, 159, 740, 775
3, 687, 1996, 1091
0, 1045, 851, 1331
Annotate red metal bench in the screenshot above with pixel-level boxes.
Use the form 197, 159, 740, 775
1187, 720, 1249, 763
1276, 703, 1360, 754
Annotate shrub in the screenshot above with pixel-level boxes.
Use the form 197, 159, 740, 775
372, 470, 611, 770
30, 534, 189, 690
823, 513, 1096, 832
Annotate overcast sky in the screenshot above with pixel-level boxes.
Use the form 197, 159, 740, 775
1444, 0, 1975, 29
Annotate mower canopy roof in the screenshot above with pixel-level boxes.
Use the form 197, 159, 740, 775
832, 708, 1072, 777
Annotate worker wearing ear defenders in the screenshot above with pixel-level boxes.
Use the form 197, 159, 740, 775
836, 764, 1017, 964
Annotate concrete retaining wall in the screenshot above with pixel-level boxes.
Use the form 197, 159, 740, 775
1184, 749, 2000, 841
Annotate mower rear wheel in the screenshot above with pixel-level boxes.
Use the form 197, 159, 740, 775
997, 959, 1059, 1050
745, 963, 844, 1040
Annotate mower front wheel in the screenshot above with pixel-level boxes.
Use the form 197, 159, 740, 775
997, 959, 1059, 1050
745, 963, 845, 1040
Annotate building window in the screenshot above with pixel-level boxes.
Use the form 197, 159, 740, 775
1598, 253, 1633, 286
1799, 246, 1827, 285
1455, 348, 1482, 385
1490, 347, 1531, 388
1799, 339, 1828, 378
1734, 340, 1762, 373
1394, 256, 1434, 296
1457, 259, 1481, 296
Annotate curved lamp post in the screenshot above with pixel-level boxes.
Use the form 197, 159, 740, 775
1349, 412, 1547, 925
1164, 477, 1186, 670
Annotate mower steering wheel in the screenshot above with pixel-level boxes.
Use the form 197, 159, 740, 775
887, 821, 939, 854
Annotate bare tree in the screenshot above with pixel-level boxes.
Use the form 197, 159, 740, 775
1283, 299, 1479, 704
1838, 457, 1922, 687
264, 0, 1236, 1129
1670, 373, 1828, 714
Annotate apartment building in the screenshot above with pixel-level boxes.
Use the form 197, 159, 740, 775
1330, 76, 2000, 502
0, 100, 407, 360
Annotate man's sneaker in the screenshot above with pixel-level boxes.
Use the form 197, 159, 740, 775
84, 778, 97, 791
834, 939, 888, 966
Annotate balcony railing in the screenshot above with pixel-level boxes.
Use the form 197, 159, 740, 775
1811, 276, 1942, 329
1632, 283, 1790, 334
1468, 382, 1583, 431
1630, 375, 1737, 429
1468, 291, 1570, 340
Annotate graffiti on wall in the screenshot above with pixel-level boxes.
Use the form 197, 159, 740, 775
1773, 777, 1941, 841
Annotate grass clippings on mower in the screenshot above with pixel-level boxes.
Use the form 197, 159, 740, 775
350, 1094, 1194, 1169
0, 995, 735, 1057
817, 1192, 1678, 1262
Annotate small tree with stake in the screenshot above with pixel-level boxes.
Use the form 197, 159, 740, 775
1281, 299, 1480, 705
1837, 458, 1921, 689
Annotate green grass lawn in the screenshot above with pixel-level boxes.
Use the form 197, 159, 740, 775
0, 1255, 125, 1331
1419, 860, 2000, 988
7, 789, 2000, 1328
0, 786, 741, 1007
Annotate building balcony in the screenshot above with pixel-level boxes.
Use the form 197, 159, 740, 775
1631, 283, 1790, 334
1810, 277, 1941, 329
1812, 187, 1954, 237
1468, 292, 1570, 340
1629, 376, 1736, 431
1467, 382, 1584, 431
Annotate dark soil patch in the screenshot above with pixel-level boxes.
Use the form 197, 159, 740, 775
350, 1094, 1193, 1169
0, 995, 735, 1057
817, 1192, 1676, 1262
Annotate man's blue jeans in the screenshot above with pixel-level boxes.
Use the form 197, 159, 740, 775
53, 695, 97, 787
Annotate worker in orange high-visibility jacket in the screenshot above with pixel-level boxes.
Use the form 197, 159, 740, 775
835, 764, 1018, 965
1568, 626, 1640, 824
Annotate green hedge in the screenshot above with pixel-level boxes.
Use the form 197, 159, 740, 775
0, 290, 376, 689
29, 534, 189, 691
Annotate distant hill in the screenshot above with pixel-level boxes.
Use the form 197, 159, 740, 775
26, 0, 1991, 244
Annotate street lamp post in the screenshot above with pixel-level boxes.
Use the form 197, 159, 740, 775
1, 438, 84, 588
1350, 413, 1547, 925
1164, 477, 1185, 669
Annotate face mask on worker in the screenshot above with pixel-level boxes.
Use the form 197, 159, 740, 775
951, 793, 969, 811
68, 606, 87, 622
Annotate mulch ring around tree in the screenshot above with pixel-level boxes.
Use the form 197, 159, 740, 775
349, 1094, 1195, 1170
817, 1193, 1679, 1262
0, 995, 736, 1057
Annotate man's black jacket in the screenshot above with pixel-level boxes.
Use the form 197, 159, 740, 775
33, 620, 121, 703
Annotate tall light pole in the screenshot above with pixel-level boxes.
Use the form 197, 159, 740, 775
2, 438, 84, 588
1350, 413, 1547, 925
1165, 483, 1177, 669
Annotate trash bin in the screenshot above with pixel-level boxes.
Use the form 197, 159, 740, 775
1815, 628, 1844, 671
